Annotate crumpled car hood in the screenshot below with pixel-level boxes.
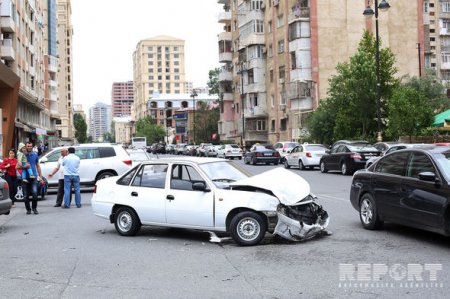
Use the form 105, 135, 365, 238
229, 167, 310, 206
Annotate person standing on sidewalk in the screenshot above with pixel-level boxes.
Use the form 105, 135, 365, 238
18, 142, 43, 215
0, 149, 18, 207
48, 148, 71, 207
62, 147, 81, 208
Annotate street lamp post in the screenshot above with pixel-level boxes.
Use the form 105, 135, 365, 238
363, 0, 390, 142
190, 89, 198, 144
237, 62, 247, 148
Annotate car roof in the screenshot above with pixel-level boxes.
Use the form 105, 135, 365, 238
138, 157, 225, 164
391, 146, 450, 154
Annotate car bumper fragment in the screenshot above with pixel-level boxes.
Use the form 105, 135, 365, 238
274, 202, 329, 241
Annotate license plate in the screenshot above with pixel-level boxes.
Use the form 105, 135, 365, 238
264, 153, 272, 156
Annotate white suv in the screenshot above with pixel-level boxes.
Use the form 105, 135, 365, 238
39, 144, 132, 187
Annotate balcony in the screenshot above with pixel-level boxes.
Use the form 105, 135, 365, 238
49, 79, 58, 88
50, 92, 58, 102
244, 106, 267, 118
221, 92, 233, 101
218, 31, 232, 42
48, 55, 58, 73
218, 11, 231, 23
288, 7, 310, 24
0, 16, 16, 32
219, 51, 232, 62
50, 100, 59, 115
440, 27, 450, 35
0, 39, 15, 61
286, 80, 312, 100
441, 62, 450, 70
219, 66, 233, 82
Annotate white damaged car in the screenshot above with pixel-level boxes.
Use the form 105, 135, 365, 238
91, 157, 329, 246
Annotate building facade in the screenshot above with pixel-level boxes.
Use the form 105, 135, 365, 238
217, 0, 424, 146
132, 35, 187, 120
88, 102, 111, 142
111, 81, 133, 117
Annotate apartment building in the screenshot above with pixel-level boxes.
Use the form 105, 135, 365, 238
217, 0, 423, 146
132, 35, 187, 120
111, 81, 134, 117
55, 0, 74, 142
88, 102, 111, 142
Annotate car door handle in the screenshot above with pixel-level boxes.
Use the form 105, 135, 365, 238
131, 191, 138, 197
166, 195, 175, 201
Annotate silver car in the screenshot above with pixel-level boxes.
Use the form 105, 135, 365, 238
284, 144, 328, 170
0, 176, 12, 215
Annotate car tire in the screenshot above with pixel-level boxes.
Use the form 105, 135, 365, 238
299, 160, 306, 170
244, 156, 250, 164
96, 171, 116, 182
114, 207, 141, 236
359, 193, 383, 230
229, 211, 267, 246
238, 156, 242, 160
341, 162, 349, 175
284, 160, 290, 169
320, 161, 328, 173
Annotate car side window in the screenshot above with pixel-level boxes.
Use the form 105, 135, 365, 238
375, 152, 409, 176
99, 147, 116, 158
406, 153, 436, 179
45, 150, 61, 162
330, 146, 339, 154
118, 168, 138, 186
132, 164, 167, 188
170, 164, 205, 191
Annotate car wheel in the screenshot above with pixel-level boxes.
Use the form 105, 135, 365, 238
244, 156, 250, 164
96, 171, 116, 182
359, 193, 383, 230
229, 211, 267, 246
284, 160, 290, 169
320, 161, 328, 173
299, 160, 306, 170
114, 207, 141, 236
341, 162, 349, 175
238, 156, 242, 160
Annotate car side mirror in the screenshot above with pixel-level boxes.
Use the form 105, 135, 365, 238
192, 182, 210, 192
418, 172, 438, 183
325, 150, 330, 154
40, 157, 48, 163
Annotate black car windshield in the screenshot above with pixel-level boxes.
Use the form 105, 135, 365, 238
255, 145, 274, 151
435, 151, 450, 181
199, 161, 251, 188
348, 145, 378, 152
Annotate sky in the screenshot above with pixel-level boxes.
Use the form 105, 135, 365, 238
71, 0, 223, 113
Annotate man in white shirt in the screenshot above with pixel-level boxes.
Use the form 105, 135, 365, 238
48, 148, 69, 207
62, 147, 81, 208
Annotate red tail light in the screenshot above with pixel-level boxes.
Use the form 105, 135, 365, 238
350, 154, 362, 159
274, 152, 280, 157
3, 181, 9, 191
123, 160, 132, 166
256, 153, 263, 157
306, 152, 312, 158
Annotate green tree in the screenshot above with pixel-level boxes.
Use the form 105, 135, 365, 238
194, 101, 220, 143
305, 99, 337, 145
307, 30, 398, 142
135, 115, 166, 144
207, 68, 220, 96
401, 72, 450, 113
386, 85, 434, 141
103, 132, 114, 142
73, 113, 87, 143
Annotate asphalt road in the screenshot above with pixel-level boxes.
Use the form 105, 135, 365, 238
0, 160, 448, 298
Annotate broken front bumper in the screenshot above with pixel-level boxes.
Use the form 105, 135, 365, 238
274, 202, 329, 241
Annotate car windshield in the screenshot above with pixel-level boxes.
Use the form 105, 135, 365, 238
305, 145, 327, 151
434, 151, 450, 181
348, 145, 378, 152
285, 142, 299, 148
129, 151, 150, 161
199, 161, 251, 188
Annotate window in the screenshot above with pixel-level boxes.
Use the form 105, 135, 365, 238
170, 164, 205, 191
442, 2, 450, 12
271, 119, 275, 132
132, 164, 167, 188
278, 40, 284, 53
406, 152, 436, 179
148, 54, 153, 59
46, 150, 62, 162
147, 46, 153, 51
277, 14, 284, 28
375, 152, 409, 176
257, 120, 266, 131
248, 69, 255, 84
280, 118, 287, 131
268, 44, 273, 57
254, 20, 264, 33
268, 21, 272, 33
290, 51, 297, 69
251, 0, 263, 10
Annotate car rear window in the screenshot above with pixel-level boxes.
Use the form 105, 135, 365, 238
99, 147, 116, 158
305, 145, 327, 151
284, 142, 299, 148
348, 145, 378, 152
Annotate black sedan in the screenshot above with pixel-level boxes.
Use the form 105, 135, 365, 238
350, 146, 450, 236
320, 141, 381, 175
244, 144, 280, 165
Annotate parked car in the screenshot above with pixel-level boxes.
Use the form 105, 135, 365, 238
284, 144, 328, 170
350, 147, 450, 237
39, 143, 132, 187
166, 144, 176, 154
365, 143, 434, 168
175, 143, 187, 155
217, 144, 243, 160
320, 141, 381, 175
273, 141, 299, 162
91, 158, 329, 246
197, 143, 213, 157
0, 176, 12, 215
244, 144, 280, 165
435, 142, 450, 146
371, 141, 399, 153
127, 149, 156, 167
